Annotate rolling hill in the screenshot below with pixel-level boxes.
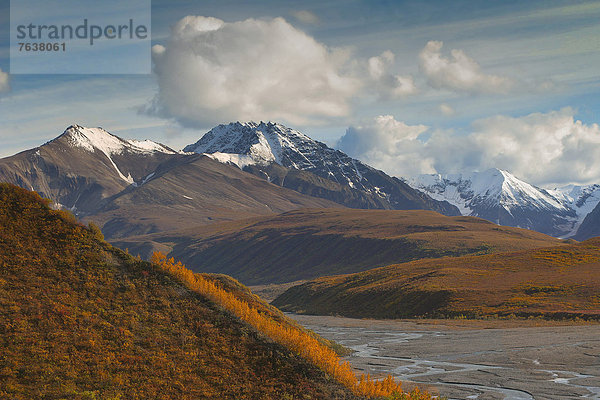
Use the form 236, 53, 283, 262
112, 208, 561, 285
273, 239, 600, 320
0, 183, 430, 399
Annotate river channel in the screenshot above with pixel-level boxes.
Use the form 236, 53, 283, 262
289, 315, 600, 399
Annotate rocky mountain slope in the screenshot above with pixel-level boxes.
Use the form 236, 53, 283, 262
83, 154, 341, 239
184, 121, 460, 216
0, 125, 177, 215
407, 169, 600, 238
574, 200, 600, 240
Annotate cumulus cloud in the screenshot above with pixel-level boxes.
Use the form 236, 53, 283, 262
0, 68, 9, 93
338, 109, 600, 186
291, 10, 319, 25
149, 16, 361, 126
419, 41, 515, 94
367, 51, 417, 99
467, 109, 600, 185
338, 115, 434, 177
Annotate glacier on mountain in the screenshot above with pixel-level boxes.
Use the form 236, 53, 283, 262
407, 169, 600, 238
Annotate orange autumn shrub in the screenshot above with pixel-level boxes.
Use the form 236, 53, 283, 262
151, 252, 434, 399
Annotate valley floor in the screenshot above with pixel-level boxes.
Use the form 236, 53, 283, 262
289, 314, 600, 400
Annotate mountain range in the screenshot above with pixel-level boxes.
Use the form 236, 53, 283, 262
184, 121, 460, 215
407, 169, 600, 238
182, 121, 600, 240
0, 124, 342, 238
0, 121, 599, 247
0, 122, 460, 239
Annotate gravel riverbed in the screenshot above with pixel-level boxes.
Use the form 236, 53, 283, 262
289, 315, 600, 399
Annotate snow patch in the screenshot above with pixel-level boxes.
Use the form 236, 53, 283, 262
129, 139, 176, 154
141, 172, 155, 185
206, 152, 261, 169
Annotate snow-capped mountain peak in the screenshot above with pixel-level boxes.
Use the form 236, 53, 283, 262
410, 168, 566, 212
183, 121, 461, 216
59, 125, 176, 155
547, 184, 600, 234
183, 121, 315, 168
184, 120, 374, 189
491, 169, 565, 210
407, 168, 600, 237
548, 184, 600, 211
51, 125, 177, 186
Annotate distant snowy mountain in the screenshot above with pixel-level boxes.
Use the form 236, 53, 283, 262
61, 124, 176, 156
57, 125, 177, 185
184, 121, 460, 215
574, 196, 600, 240
184, 121, 371, 190
407, 169, 600, 238
0, 124, 180, 214
547, 184, 600, 236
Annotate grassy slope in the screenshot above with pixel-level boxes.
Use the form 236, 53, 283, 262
112, 208, 561, 285
205, 273, 352, 356
0, 183, 362, 400
273, 239, 600, 320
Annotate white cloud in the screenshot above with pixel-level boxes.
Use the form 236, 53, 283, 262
337, 109, 600, 186
0, 68, 9, 93
467, 109, 600, 186
367, 51, 417, 99
419, 40, 515, 94
338, 115, 434, 177
150, 16, 361, 127
291, 10, 319, 25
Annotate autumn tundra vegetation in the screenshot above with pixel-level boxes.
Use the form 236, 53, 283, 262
274, 238, 600, 320
151, 251, 433, 399
0, 183, 434, 399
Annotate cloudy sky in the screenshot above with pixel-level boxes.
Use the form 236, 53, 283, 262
1, 0, 599, 187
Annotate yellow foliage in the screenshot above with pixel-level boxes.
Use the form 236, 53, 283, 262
151, 252, 433, 399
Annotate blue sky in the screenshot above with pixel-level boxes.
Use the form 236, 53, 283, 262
1, 0, 599, 186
